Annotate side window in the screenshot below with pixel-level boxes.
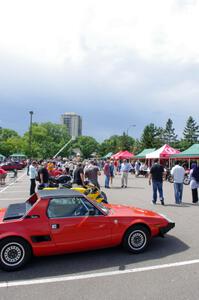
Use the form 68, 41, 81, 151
47, 197, 89, 218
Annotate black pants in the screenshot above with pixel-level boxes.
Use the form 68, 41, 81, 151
30, 179, 36, 195
192, 188, 198, 203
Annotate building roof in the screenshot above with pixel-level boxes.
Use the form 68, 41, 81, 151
37, 188, 83, 198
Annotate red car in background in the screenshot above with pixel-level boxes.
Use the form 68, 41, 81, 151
0, 189, 175, 271
0, 162, 24, 171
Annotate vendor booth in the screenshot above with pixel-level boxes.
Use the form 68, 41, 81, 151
170, 144, 199, 168
112, 150, 134, 160
134, 148, 156, 160
146, 144, 180, 167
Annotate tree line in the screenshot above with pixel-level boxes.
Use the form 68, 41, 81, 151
0, 116, 198, 159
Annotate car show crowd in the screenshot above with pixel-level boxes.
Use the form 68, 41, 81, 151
1, 155, 199, 206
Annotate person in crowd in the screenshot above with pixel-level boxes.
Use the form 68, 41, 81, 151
0, 167, 7, 185
120, 159, 132, 188
38, 161, 49, 188
135, 160, 141, 177
103, 159, 111, 188
171, 161, 185, 204
73, 162, 85, 187
50, 165, 63, 177
47, 160, 54, 174
85, 160, 101, 189
190, 163, 199, 203
109, 160, 115, 186
114, 160, 118, 175
29, 161, 38, 195
149, 158, 166, 205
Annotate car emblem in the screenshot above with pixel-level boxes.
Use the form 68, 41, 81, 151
114, 219, 118, 224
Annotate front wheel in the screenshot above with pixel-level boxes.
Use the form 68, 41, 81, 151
123, 225, 150, 253
0, 237, 32, 271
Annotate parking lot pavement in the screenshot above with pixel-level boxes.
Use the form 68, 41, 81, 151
0, 172, 199, 300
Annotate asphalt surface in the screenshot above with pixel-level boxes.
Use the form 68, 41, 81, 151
0, 170, 199, 300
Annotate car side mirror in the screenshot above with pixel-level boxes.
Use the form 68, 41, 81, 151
89, 208, 96, 216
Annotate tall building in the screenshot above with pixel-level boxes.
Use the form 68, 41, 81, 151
61, 112, 82, 138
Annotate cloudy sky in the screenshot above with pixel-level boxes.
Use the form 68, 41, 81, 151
0, 0, 199, 141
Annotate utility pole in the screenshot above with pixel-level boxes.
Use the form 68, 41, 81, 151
29, 111, 33, 159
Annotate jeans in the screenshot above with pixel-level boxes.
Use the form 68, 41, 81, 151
174, 182, 183, 204
30, 179, 36, 195
105, 175, 110, 188
152, 180, 164, 203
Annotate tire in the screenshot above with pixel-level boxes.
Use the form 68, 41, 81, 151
0, 237, 32, 271
123, 225, 150, 254
100, 191, 108, 203
168, 175, 174, 183
183, 176, 190, 185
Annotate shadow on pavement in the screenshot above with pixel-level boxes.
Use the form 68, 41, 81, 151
0, 235, 189, 281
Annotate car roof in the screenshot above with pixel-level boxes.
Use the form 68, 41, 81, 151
37, 189, 84, 198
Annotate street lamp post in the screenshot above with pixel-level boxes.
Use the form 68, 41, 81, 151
29, 111, 33, 159
126, 124, 136, 136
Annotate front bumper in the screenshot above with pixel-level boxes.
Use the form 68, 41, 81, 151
159, 222, 175, 236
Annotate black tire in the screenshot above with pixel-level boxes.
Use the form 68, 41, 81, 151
123, 225, 150, 253
0, 237, 32, 271
168, 175, 174, 183
183, 176, 190, 185
100, 191, 108, 203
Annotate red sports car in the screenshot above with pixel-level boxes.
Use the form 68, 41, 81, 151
0, 189, 175, 271
0, 162, 24, 171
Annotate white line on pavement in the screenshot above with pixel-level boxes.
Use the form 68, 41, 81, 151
0, 173, 26, 194
1, 259, 199, 288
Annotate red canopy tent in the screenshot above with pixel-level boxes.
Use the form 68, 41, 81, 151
146, 144, 180, 159
112, 150, 134, 160
111, 151, 123, 160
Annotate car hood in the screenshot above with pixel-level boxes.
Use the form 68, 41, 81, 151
107, 204, 162, 219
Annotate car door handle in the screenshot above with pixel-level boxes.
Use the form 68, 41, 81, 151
51, 224, 60, 229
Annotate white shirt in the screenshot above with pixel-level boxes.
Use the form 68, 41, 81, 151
171, 165, 185, 183
29, 165, 38, 179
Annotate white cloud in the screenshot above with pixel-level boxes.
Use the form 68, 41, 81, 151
1, 0, 199, 67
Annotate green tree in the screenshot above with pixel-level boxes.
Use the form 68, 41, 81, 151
99, 134, 135, 156
163, 118, 178, 146
73, 136, 99, 158
183, 116, 199, 147
22, 122, 70, 158
140, 123, 161, 148
0, 128, 21, 156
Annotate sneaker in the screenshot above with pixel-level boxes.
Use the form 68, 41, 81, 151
124, 186, 127, 188
121, 185, 124, 188
161, 200, 164, 205
151, 201, 156, 205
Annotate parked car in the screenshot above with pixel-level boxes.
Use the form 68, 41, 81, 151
0, 189, 175, 271
0, 162, 24, 171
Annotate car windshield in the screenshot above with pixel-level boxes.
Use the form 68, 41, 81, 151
93, 201, 110, 215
